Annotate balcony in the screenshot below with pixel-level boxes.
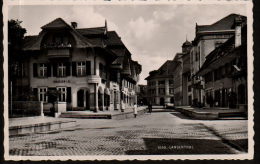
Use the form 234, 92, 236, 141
47, 48, 71, 59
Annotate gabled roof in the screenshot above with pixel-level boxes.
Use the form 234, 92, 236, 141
145, 60, 177, 80
196, 14, 246, 33
41, 18, 71, 29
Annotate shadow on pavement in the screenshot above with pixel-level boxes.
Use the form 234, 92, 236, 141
125, 138, 238, 155
170, 112, 192, 120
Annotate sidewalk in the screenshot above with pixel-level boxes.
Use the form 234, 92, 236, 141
59, 106, 148, 119
175, 106, 247, 120
9, 116, 77, 136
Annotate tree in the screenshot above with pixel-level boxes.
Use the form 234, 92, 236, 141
8, 19, 27, 64
8, 19, 27, 115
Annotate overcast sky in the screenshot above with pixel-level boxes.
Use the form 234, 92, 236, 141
8, 4, 247, 84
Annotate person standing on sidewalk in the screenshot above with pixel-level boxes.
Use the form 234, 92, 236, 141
121, 100, 125, 112
133, 103, 138, 118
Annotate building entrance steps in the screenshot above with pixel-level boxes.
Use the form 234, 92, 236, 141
59, 106, 148, 119
9, 116, 77, 136
175, 106, 247, 120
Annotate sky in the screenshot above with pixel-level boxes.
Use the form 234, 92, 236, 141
8, 4, 247, 84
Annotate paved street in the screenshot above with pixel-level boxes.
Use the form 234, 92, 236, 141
9, 109, 248, 155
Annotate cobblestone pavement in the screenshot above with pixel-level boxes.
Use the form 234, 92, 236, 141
9, 110, 248, 156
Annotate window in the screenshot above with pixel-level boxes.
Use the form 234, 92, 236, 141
39, 63, 47, 77
99, 63, 106, 79
159, 88, 165, 94
38, 87, 47, 102
57, 87, 67, 102
57, 63, 66, 77
169, 80, 173, 85
17, 63, 26, 77
159, 80, 165, 85
169, 88, 174, 94
77, 62, 86, 76
188, 85, 192, 92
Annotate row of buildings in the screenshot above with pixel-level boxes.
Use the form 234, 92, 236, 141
144, 14, 247, 109
10, 18, 142, 114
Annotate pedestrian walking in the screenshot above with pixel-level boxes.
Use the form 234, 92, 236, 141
133, 103, 138, 118
148, 102, 152, 114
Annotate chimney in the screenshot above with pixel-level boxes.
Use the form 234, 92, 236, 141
234, 16, 242, 47
71, 22, 77, 29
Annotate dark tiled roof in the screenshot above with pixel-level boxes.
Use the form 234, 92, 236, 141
23, 35, 38, 48
105, 31, 124, 46
196, 14, 246, 33
41, 18, 71, 29
76, 27, 106, 35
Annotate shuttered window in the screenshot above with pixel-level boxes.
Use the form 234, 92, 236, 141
57, 87, 67, 102
57, 63, 66, 77
77, 62, 86, 76
39, 63, 48, 77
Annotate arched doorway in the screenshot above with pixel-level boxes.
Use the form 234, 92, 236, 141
160, 97, 165, 106
77, 88, 90, 110
238, 84, 246, 104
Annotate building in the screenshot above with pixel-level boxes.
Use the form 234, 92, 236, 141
13, 18, 141, 114
197, 16, 247, 109
172, 40, 192, 106
136, 84, 148, 105
181, 41, 193, 106
190, 14, 246, 107
145, 61, 176, 105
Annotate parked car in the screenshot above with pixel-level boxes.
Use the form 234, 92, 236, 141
165, 103, 175, 109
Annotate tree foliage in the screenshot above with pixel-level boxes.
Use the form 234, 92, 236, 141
8, 19, 27, 81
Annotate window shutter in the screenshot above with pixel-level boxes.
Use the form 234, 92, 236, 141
33, 88, 38, 101
47, 63, 52, 77
53, 63, 57, 77
72, 62, 77, 76
86, 61, 91, 75
33, 63, 38, 77
67, 87, 71, 103
66, 62, 71, 76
